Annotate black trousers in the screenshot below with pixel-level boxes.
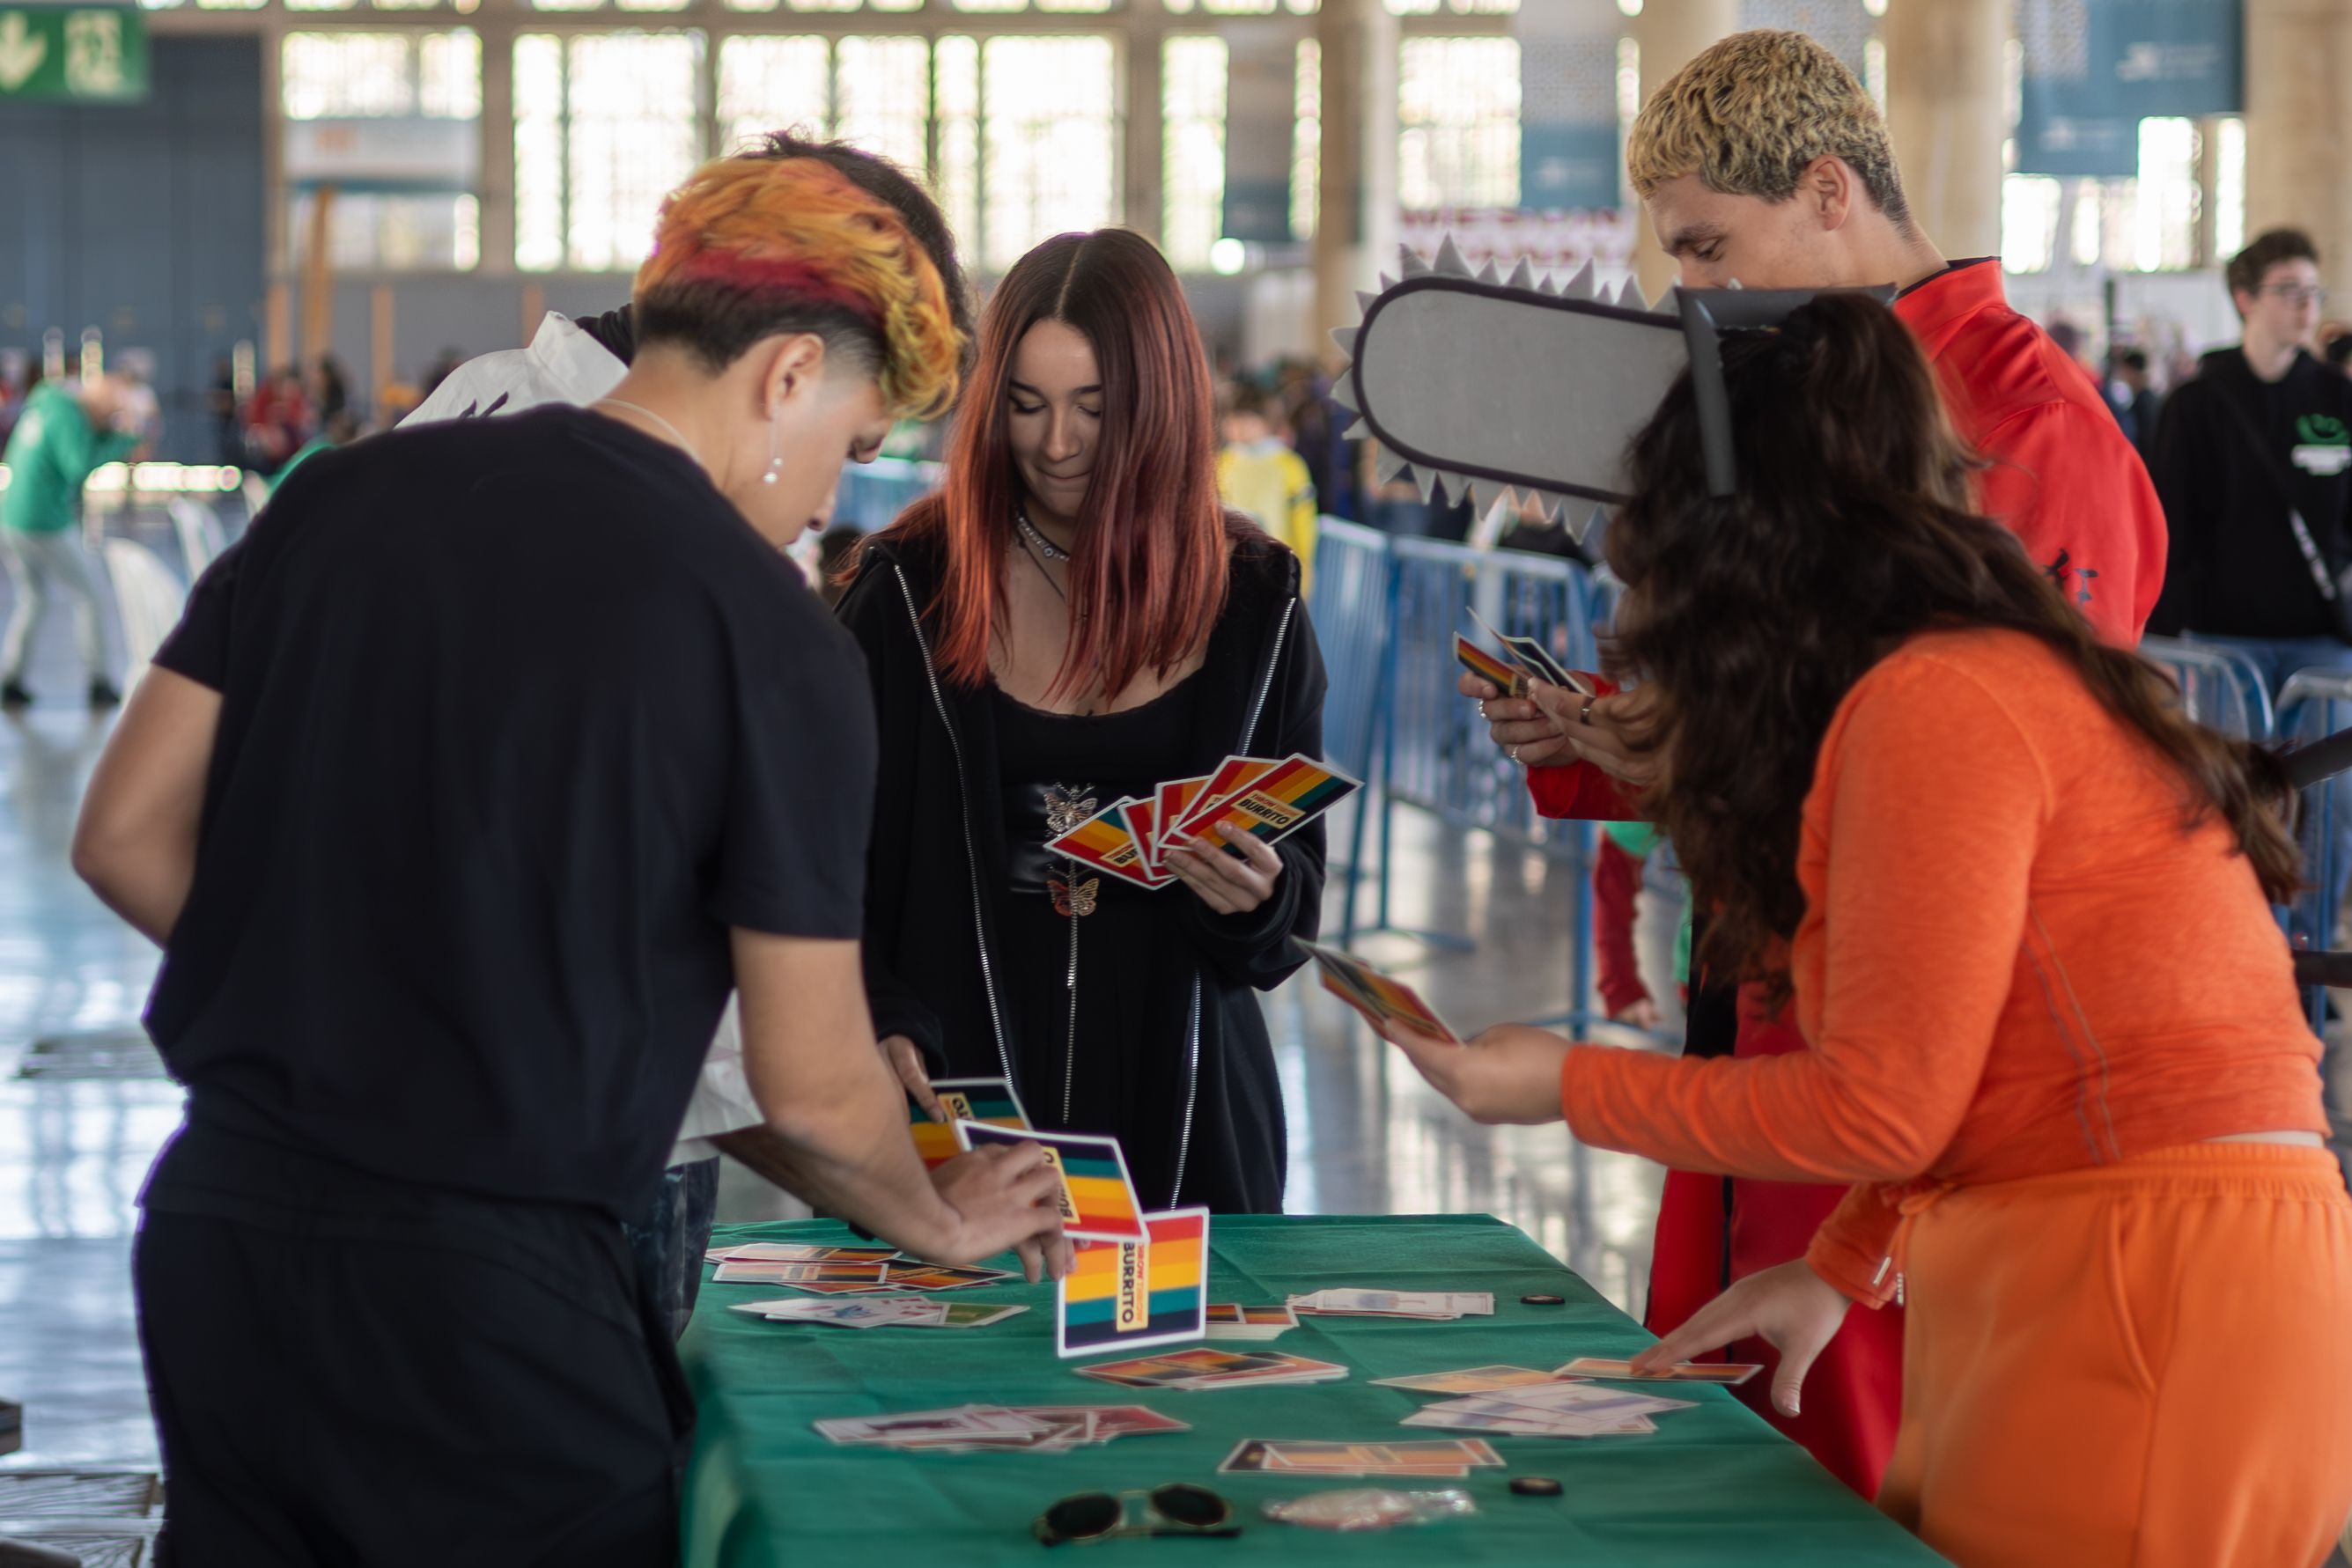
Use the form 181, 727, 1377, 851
135, 1127, 693, 1568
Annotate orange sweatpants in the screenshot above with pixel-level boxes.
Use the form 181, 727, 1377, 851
1883, 1143, 2352, 1568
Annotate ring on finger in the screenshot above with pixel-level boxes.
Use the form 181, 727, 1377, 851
1477, 699, 1489, 720
1508, 743, 1523, 764
1578, 696, 1596, 725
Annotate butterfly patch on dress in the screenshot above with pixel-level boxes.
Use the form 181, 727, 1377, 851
1043, 784, 1097, 839
1049, 871, 1100, 918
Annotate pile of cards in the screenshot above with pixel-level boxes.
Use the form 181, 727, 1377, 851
729, 1298, 1027, 1330
1205, 1304, 1297, 1343
705, 1242, 1015, 1295
1076, 1347, 1349, 1391
814, 1402, 1188, 1454
1295, 942, 1460, 1043
1044, 753, 1361, 891
1453, 609, 1595, 698
1289, 1288, 1494, 1321
1555, 1356, 1761, 1386
1400, 1380, 1696, 1439
1219, 1438, 1504, 1479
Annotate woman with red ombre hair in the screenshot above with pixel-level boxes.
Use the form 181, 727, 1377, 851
838, 230, 1327, 1212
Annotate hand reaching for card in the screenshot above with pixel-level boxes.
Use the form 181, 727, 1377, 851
928, 1143, 1076, 1283
1632, 1259, 1853, 1419
1459, 672, 1581, 769
1165, 821, 1285, 916
1378, 1020, 1574, 1127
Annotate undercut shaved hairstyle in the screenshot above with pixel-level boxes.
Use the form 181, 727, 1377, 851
1626, 29, 1913, 231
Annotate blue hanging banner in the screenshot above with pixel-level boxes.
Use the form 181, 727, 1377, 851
1515, 0, 1621, 212
2016, 0, 2243, 178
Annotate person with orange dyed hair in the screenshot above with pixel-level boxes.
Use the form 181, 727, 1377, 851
838, 230, 1330, 1212
76, 151, 1072, 1563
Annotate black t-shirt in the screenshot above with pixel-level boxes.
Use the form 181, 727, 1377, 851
144, 405, 875, 1218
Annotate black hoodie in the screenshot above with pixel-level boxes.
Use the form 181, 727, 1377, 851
835, 528, 1326, 1214
2148, 344, 2352, 640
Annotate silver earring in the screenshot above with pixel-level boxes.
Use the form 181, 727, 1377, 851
762, 416, 781, 485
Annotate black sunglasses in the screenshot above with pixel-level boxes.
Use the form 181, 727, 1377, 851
1035, 1483, 1241, 1546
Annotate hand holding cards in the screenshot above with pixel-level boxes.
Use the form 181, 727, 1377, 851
1044, 752, 1360, 890
1459, 609, 1595, 697
1295, 942, 1461, 1043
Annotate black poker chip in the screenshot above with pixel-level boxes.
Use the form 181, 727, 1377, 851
1510, 1476, 1564, 1498
1519, 1293, 1567, 1306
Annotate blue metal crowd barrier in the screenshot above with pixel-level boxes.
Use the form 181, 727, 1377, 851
2139, 635, 2276, 742
1307, 523, 1610, 1030
2278, 668, 2352, 1029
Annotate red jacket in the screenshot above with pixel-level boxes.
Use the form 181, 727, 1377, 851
1528, 259, 2166, 823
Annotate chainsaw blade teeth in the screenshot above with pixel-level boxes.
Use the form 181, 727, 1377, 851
1618, 276, 1649, 312
1342, 416, 1369, 440
1412, 464, 1438, 504
1568, 504, 1608, 544
1507, 258, 1537, 291
1432, 236, 1472, 278
1356, 290, 1379, 314
1562, 260, 1599, 301
1399, 246, 1432, 279
1329, 325, 1358, 359
1330, 372, 1360, 413
1375, 446, 1410, 484
1474, 259, 1500, 285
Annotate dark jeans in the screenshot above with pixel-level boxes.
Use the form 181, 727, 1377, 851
625, 1156, 721, 1342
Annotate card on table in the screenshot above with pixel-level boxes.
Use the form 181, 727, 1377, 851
710, 1261, 889, 1286
1218, 1438, 1500, 1476
1058, 1207, 1209, 1358
1205, 1304, 1297, 1342
1454, 633, 1530, 699
1044, 799, 1170, 890
704, 1243, 898, 1265
815, 1406, 1051, 1447
1289, 1287, 1493, 1319
1293, 942, 1463, 1043
884, 1262, 1014, 1292
1177, 1351, 1352, 1388
729, 1298, 936, 1328
1370, 1366, 1564, 1394
1167, 754, 1362, 853
909, 1302, 1029, 1329
909, 1076, 1031, 1168
1466, 608, 1593, 695
956, 1122, 1147, 1243
1555, 1356, 1762, 1386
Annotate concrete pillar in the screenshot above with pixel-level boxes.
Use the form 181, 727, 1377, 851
1629, 0, 1739, 301
1124, 28, 1166, 246
1880, 0, 2007, 259
1312, 0, 1398, 364
2245, 0, 2352, 288
476, 23, 517, 280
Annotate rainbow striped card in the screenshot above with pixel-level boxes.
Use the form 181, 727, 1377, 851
1171, 754, 1362, 850
909, 1077, 1030, 1170
1454, 633, 1530, 698
955, 1122, 1147, 1243
1058, 1208, 1211, 1358
1044, 799, 1170, 889
1296, 939, 1461, 1042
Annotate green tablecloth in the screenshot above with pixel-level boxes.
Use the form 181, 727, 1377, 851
681, 1213, 1947, 1566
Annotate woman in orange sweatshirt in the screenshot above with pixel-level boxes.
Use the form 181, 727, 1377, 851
1383, 293, 2352, 1568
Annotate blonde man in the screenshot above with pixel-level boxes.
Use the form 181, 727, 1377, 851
1463, 30, 2169, 1505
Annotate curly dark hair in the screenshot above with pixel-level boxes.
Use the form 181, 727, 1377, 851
1604, 292, 2300, 1001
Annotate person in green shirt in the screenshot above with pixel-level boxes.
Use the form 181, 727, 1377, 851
0, 372, 144, 708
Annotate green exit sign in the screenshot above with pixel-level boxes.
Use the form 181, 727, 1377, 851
0, 8, 148, 103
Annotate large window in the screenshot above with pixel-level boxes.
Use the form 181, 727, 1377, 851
2000, 115, 2241, 275
1291, 37, 1318, 241
284, 31, 482, 270
1398, 36, 1519, 210
515, 32, 704, 271
933, 35, 1118, 272
1162, 37, 1228, 271
714, 35, 930, 168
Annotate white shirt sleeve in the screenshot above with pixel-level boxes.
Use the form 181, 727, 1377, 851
667, 996, 763, 1166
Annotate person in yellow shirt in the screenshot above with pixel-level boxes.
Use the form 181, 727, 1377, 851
1216, 383, 1316, 593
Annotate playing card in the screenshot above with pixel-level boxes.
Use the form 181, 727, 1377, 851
1057, 1209, 1210, 1357
1288, 1287, 1493, 1319
1045, 799, 1171, 890
958, 1122, 1146, 1243
900, 1302, 1029, 1329
703, 1243, 897, 1265
1122, 796, 1163, 877
1176, 1351, 1350, 1388
883, 1262, 1014, 1292
1467, 608, 1593, 694
1167, 754, 1361, 852
815, 1406, 1051, 1447
1370, 1366, 1564, 1394
1153, 776, 1213, 861
910, 1077, 1031, 1169
710, 1261, 891, 1286
1088, 1404, 1192, 1439
1293, 943, 1461, 1043
1205, 1303, 1296, 1342
1454, 633, 1530, 698
1074, 1347, 1304, 1388
1219, 1439, 1500, 1476
1554, 1356, 1763, 1386
729, 1298, 938, 1328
